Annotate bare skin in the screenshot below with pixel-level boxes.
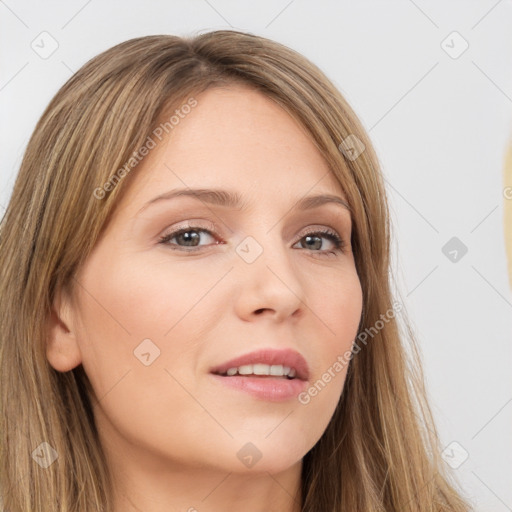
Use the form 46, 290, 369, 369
47, 84, 363, 512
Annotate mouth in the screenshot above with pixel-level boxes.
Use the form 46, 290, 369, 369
209, 348, 309, 381
209, 372, 307, 402
213, 363, 298, 380
208, 348, 309, 402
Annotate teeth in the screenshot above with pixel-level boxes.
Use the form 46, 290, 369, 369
269, 365, 283, 376
253, 363, 270, 375
222, 364, 296, 378
238, 365, 253, 375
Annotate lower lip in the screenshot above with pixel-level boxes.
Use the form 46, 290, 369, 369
210, 374, 308, 402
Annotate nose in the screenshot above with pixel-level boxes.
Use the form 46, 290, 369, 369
233, 235, 306, 323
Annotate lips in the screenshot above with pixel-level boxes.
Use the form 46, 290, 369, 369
209, 348, 310, 381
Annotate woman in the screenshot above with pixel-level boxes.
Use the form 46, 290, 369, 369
0, 30, 472, 511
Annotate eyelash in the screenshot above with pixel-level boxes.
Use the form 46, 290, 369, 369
158, 223, 347, 257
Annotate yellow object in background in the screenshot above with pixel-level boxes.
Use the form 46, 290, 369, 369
504, 138, 512, 290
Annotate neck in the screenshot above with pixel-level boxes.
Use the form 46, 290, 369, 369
110, 459, 303, 512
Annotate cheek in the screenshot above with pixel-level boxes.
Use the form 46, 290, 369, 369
296, 267, 362, 423
72, 256, 227, 460
72, 247, 363, 470
73, 251, 232, 404
308, 265, 363, 353
121, 254, 239, 339
76, 252, 362, 402
76, 252, 220, 351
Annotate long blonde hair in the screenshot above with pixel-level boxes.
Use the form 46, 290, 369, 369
0, 30, 472, 511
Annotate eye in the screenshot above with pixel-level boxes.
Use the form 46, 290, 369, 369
293, 228, 346, 256
158, 223, 347, 256
158, 224, 218, 251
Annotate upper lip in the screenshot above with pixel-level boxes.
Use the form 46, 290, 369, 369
209, 348, 310, 381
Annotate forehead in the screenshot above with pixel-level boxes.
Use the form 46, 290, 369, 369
117, 84, 347, 212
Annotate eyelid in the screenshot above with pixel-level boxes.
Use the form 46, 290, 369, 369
159, 219, 218, 238
158, 220, 348, 256
299, 225, 347, 253
158, 221, 344, 242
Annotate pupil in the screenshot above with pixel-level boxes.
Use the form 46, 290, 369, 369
179, 231, 199, 246
304, 235, 321, 250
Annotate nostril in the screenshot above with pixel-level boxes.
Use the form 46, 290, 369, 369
254, 308, 272, 315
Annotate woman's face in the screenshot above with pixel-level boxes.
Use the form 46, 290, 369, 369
50, 85, 363, 477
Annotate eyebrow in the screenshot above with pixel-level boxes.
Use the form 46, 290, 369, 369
136, 187, 351, 216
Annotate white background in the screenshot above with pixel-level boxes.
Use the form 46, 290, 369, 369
1, 1, 511, 510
